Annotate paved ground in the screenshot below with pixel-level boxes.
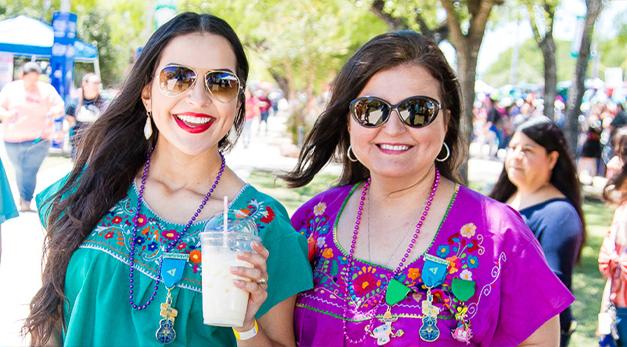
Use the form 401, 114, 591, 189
0, 112, 506, 346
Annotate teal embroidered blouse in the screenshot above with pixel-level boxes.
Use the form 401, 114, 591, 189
36, 177, 313, 346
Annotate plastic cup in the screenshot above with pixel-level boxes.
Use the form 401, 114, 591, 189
200, 210, 259, 327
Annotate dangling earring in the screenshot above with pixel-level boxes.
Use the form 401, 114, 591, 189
347, 145, 358, 163
144, 111, 153, 140
436, 142, 450, 162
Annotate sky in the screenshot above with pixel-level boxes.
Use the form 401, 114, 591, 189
440, 0, 627, 76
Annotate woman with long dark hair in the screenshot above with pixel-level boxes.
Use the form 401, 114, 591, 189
286, 30, 573, 346
23, 12, 311, 346
490, 117, 585, 347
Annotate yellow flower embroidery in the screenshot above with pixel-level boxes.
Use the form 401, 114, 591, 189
407, 268, 421, 280
322, 248, 334, 259
313, 202, 327, 216
460, 223, 477, 238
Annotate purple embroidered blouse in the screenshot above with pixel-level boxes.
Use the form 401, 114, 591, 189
292, 183, 574, 347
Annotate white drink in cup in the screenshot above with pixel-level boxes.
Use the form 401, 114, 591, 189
200, 210, 259, 327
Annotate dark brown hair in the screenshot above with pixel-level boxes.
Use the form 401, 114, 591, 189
489, 117, 586, 261
282, 30, 465, 187
23, 12, 248, 345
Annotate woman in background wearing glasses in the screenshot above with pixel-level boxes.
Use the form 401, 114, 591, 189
285, 31, 572, 346
23, 13, 311, 347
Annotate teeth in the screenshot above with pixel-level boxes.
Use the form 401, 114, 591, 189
177, 115, 213, 124
379, 144, 410, 151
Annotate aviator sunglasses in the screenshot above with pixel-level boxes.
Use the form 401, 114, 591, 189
350, 95, 441, 128
158, 63, 242, 103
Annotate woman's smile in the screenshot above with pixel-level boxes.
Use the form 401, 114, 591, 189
172, 112, 216, 134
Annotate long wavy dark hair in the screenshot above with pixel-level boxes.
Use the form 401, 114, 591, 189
22, 12, 249, 345
282, 30, 465, 187
489, 117, 586, 261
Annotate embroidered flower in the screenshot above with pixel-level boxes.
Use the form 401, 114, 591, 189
177, 242, 187, 250
189, 249, 202, 264
136, 214, 148, 227
147, 242, 159, 252
307, 236, 316, 261
467, 255, 479, 269
447, 255, 461, 274
161, 230, 180, 240
261, 206, 275, 224
460, 223, 477, 238
460, 269, 473, 281
112, 216, 122, 224
313, 202, 327, 216
134, 236, 145, 245
352, 266, 381, 296
436, 244, 450, 258
407, 267, 421, 280
322, 248, 334, 259
316, 237, 326, 248
104, 231, 114, 239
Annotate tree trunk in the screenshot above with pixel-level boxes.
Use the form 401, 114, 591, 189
456, 44, 479, 185
539, 35, 557, 121
564, 0, 603, 157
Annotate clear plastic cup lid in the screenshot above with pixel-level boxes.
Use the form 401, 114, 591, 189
202, 210, 258, 236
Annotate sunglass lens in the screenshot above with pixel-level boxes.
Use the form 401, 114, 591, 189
353, 98, 389, 127
398, 97, 438, 127
206, 71, 240, 102
159, 65, 196, 95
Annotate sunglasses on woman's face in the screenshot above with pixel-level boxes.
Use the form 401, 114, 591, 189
350, 95, 441, 128
157, 64, 241, 103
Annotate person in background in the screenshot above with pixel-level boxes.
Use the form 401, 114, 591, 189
607, 127, 627, 180
598, 161, 627, 346
257, 90, 272, 136
286, 30, 572, 346
65, 73, 109, 160
0, 62, 64, 212
0, 158, 19, 263
490, 117, 585, 346
243, 89, 259, 148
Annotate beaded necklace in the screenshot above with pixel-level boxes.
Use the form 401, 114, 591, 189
128, 151, 226, 310
341, 168, 440, 343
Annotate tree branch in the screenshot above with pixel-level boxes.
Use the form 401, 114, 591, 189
440, 0, 464, 48
469, 0, 496, 45
370, 0, 407, 31
526, 3, 543, 44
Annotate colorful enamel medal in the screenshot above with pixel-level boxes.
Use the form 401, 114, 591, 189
419, 255, 448, 342
451, 278, 476, 343
155, 253, 188, 344
367, 279, 410, 345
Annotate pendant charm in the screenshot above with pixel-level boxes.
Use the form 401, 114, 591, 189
452, 304, 473, 344
419, 289, 441, 342
367, 306, 404, 346
144, 115, 153, 140
156, 318, 176, 344
452, 323, 473, 344
155, 288, 178, 344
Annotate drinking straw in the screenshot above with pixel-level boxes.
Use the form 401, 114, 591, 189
223, 196, 228, 248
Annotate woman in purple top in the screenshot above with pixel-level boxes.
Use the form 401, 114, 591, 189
283, 31, 574, 346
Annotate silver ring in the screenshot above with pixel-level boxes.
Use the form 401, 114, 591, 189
256, 278, 268, 287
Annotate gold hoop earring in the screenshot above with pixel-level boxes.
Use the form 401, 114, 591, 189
347, 145, 358, 163
436, 142, 450, 162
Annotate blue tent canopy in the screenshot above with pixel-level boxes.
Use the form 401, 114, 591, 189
0, 15, 98, 61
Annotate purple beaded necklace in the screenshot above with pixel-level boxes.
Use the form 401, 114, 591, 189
128, 151, 226, 310
341, 168, 441, 343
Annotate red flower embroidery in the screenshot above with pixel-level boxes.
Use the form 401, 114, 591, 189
189, 249, 202, 264
352, 266, 381, 296
104, 231, 114, 239
261, 206, 275, 224
136, 214, 148, 227
161, 230, 180, 240
112, 216, 122, 224
177, 242, 187, 250
307, 236, 316, 261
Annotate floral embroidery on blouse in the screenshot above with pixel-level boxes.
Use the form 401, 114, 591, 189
82, 191, 275, 290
